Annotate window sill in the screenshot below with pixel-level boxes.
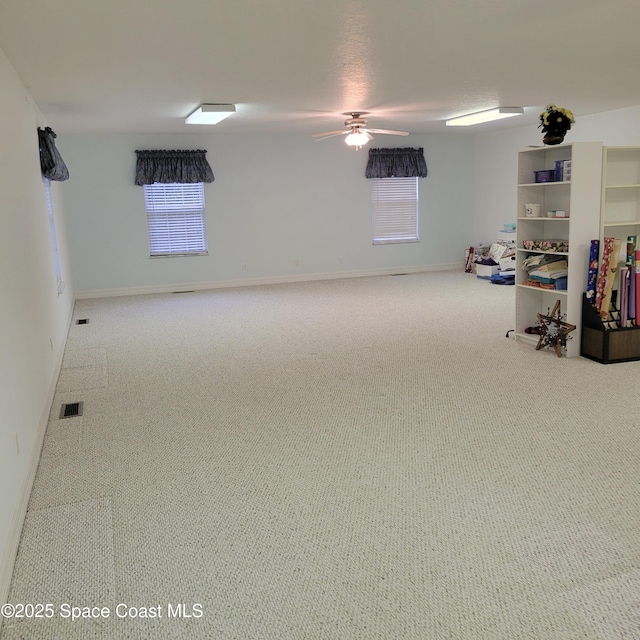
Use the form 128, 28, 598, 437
150, 252, 209, 258
373, 238, 420, 245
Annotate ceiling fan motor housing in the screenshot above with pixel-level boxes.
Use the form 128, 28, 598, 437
344, 116, 367, 127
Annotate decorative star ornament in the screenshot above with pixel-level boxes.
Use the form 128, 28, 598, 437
535, 300, 576, 357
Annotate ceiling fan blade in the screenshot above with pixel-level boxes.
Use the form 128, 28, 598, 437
366, 128, 410, 136
312, 130, 348, 138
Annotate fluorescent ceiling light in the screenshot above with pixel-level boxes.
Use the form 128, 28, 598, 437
185, 104, 236, 125
445, 107, 524, 127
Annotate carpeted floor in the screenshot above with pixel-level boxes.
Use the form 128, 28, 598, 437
2, 271, 639, 639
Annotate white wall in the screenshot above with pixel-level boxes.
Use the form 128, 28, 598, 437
473, 105, 640, 243
57, 132, 475, 295
0, 47, 75, 601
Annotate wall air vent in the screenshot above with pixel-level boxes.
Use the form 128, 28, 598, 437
60, 402, 84, 419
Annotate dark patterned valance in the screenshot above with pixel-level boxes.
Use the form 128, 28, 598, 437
134, 150, 214, 185
37, 127, 69, 182
365, 148, 427, 179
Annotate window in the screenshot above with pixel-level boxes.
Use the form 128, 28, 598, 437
143, 182, 208, 256
44, 178, 65, 294
371, 177, 419, 244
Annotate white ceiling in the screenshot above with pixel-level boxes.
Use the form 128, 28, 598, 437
1, 0, 639, 137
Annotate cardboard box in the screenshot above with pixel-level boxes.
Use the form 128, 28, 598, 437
498, 230, 516, 242
534, 169, 555, 183
476, 264, 499, 278
499, 256, 516, 271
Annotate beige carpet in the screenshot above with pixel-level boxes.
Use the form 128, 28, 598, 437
2, 271, 639, 639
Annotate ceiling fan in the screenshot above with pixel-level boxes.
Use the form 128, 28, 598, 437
312, 112, 409, 148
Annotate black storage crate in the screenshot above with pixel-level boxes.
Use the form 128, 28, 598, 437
581, 294, 640, 364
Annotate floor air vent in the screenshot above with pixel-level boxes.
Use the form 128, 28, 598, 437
60, 402, 84, 419
76, 318, 89, 325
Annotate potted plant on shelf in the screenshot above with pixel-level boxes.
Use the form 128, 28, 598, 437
539, 104, 575, 145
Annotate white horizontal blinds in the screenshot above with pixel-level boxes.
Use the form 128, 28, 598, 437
144, 182, 207, 256
371, 177, 419, 244
44, 178, 62, 283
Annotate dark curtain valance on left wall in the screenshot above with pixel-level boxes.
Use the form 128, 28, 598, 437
135, 150, 214, 185
37, 127, 69, 181
365, 147, 428, 179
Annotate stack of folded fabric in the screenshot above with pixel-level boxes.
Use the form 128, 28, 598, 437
521, 254, 568, 290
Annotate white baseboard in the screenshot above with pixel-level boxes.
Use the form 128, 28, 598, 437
74, 264, 463, 299
0, 306, 74, 605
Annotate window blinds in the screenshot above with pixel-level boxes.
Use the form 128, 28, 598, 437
143, 183, 207, 256
371, 177, 419, 244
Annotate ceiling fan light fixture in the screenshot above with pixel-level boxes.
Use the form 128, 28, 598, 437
345, 129, 372, 147
445, 107, 524, 127
185, 104, 236, 125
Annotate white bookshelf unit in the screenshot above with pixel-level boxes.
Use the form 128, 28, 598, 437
514, 142, 603, 357
601, 146, 640, 244
580, 146, 640, 363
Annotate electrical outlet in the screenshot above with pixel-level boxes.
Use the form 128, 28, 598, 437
339, 257, 344, 265
15, 433, 19, 456
294, 258, 300, 267
242, 263, 248, 271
